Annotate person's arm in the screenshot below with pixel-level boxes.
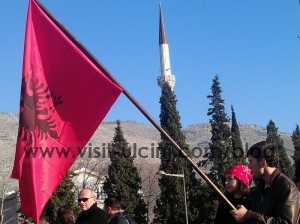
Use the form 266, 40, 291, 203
260, 183, 299, 224
229, 205, 247, 222
231, 183, 300, 223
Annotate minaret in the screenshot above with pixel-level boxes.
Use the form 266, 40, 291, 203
157, 4, 175, 91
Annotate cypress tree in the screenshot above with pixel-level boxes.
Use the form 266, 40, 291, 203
200, 75, 233, 186
154, 83, 210, 223
292, 124, 300, 162
42, 171, 79, 223
230, 105, 245, 164
187, 177, 217, 223
103, 120, 147, 224
195, 75, 234, 223
291, 124, 300, 181
266, 120, 294, 179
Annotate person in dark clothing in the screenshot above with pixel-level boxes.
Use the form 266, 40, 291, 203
117, 197, 137, 224
120, 212, 136, 224
75, 188, 108, 224
230, 141, 300, 223
104, 197, 128, 224
214, 164, 253, 224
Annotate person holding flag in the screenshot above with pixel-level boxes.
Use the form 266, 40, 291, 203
214, 164, 252, 224
230, 141, 300, 223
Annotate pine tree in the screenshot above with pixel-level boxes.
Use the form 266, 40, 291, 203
103, 120, 147, 224
266, 120, 294, 179
292, 124, 300, 162
154, 83, 211, 223
42, 171, 79, 223
187, 177, 217, 223
199, 75, 233, 186
230, 105, 245, 164
291, 124, 300, 181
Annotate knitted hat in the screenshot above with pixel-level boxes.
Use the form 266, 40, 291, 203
225, 164, 253, 186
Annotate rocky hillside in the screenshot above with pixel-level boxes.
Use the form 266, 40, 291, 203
0, 112, 294, 191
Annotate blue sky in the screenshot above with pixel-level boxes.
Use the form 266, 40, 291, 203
1, 1, 300, 134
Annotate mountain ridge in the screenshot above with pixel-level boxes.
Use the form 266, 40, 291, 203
0, 112, 294, 191
0, 112, 294, 161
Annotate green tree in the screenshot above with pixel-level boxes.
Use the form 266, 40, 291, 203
154, 83, 212, 223
199, 75, 233, 186
103, 120, 147, 224
231, 105, 245, 164
196, 75, 234, 223
187, 177, 217, 224
42, 171, 79, 223
266, 120, 294, 179
291, 124, 300, 181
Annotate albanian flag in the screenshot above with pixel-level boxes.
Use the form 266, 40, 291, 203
11, 0, 123, 223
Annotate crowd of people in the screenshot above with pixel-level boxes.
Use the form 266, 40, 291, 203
40, 188, 136, 224
40, 140, 300, 224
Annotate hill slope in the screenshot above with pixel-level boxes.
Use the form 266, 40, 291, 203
0, 112, 294, 191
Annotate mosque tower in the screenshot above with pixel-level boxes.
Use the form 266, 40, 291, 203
157, 5, 176, 91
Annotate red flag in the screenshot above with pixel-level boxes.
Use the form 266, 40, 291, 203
11, 0, 122, 223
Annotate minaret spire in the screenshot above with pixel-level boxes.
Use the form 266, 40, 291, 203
159, 4, 167, 45
157, 4, 175, 91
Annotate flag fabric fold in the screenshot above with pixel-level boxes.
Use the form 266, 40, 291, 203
11, 0, 123, 223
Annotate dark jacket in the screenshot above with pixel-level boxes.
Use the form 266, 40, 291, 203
214, 193, 251, 224
122, 211, 137, 224
75, 203, 108, 224
245, 169, 300, 224
108, 212, 128, 224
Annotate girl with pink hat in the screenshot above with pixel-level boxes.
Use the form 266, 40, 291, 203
214, 164, 253, 224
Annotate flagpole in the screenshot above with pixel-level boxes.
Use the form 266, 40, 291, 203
121, 91, 236, 210
34, 0, 235, 210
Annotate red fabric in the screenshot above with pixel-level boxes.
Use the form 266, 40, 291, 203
225, 164, 253, 186
11, 0, 122, 223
